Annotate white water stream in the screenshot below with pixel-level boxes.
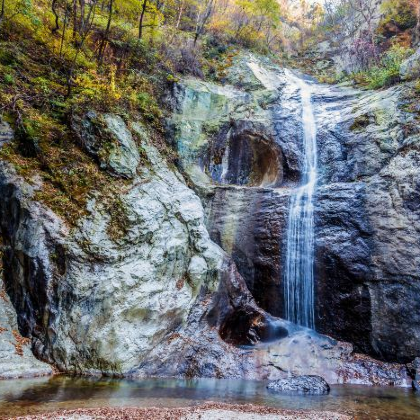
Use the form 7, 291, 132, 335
283, 69, 317, 329
225, 59, 322, 329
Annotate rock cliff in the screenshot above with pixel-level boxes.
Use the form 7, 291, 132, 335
0, 116, 229, 375
0, 53, 418, 383
170, 53, 420, 364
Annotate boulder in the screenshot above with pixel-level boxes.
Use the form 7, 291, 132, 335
103, 114, 140, 178
400, 48, 420, 81
71, 112, 140, 178
0, 117, 226, 375
0, 118, 13, 147
267, 375, 330, 395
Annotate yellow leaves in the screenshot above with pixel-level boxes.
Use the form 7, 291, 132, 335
208, 17, 231, 34
110, 64, 117, 93
73, 69, 120, 103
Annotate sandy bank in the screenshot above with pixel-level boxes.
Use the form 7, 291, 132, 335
13, 402, 351, 419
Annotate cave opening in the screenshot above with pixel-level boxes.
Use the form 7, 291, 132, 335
209, 133, 284, 188
219, 309, 288, 346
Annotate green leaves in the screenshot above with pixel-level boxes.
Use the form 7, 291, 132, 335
349, 44, 414, 89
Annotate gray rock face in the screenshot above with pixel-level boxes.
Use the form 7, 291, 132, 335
0, 278, 52, 379
205, 186, 289, 317
315, 84, 420, 363
267, 375, 330, 394
0, 118, 13, 147
412, 357, 420, 391
133, 299, 410, 386
169, 57, 304, 192
0, 119, 227, 375
400, 47, 420, 81
0, 53, 418, 384
171, 54, 420, 364
71, 112, 140, 178
170, 57, 308, 320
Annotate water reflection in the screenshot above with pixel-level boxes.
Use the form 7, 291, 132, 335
0, 375, 419, 419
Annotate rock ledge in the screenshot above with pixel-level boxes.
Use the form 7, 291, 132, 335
267, 375, 330, 395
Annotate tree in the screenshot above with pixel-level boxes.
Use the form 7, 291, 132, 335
51, 0, 61, 33
98, 0, 114, 63
66, 0, 100, 95
348, 0, 380, 63
194, 0, 216, 45
138, 0, 148, 38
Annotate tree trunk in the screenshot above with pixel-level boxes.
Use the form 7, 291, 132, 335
194, 0, 215, 46
79, 0, 86, 34
72, 0, 78, 40
98, 0, 113, 63
175, 0, 184, 28
138, 0, 148, 39
59, 6, 70, 57
0, 0, 5, 24
66, 0, 98, 96
51, 0, 60, 33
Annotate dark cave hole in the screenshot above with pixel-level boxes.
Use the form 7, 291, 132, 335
220, 309, 288, 346
210, 134, 284, 187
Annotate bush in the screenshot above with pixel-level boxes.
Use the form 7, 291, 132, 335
4, 73, 14, 84
380, 0, 418, 32
349, 44, 413, 89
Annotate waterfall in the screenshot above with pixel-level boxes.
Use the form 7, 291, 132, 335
284, 70, 317, 329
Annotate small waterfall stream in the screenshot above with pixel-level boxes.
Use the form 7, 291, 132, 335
284, 70, 317, 329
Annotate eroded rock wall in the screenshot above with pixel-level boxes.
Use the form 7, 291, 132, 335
169, 55, 305, 319
171, 53, 420, 364
315, 85, 420, 363
0, 117, 230, 375
0, 276, 52, 378
0, 53, 418, 382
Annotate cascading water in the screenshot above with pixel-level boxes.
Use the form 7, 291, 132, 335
284, 70, 317, 329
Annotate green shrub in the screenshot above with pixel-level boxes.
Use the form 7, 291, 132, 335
380, 0, 418, 31
4, 73, 14, 84
351, 44, 413, 89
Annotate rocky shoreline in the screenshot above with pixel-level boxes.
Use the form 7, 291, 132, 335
12, 403, 351, 420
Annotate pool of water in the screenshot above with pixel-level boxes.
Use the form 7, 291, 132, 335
0, 375, 419, 419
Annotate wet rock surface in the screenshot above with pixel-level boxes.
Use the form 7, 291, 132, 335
0, 278, 52, 379
0, 53, 418, 382
267, 375, 330, 394
171, 54, 420, 365
132, 293, 410, 386
409, 357, 420, 391
170, 54, 305, 318
314, 84, 420, 363
205, 186, 289, 317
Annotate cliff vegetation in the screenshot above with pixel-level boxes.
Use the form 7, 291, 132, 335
0, 0, 419, 222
